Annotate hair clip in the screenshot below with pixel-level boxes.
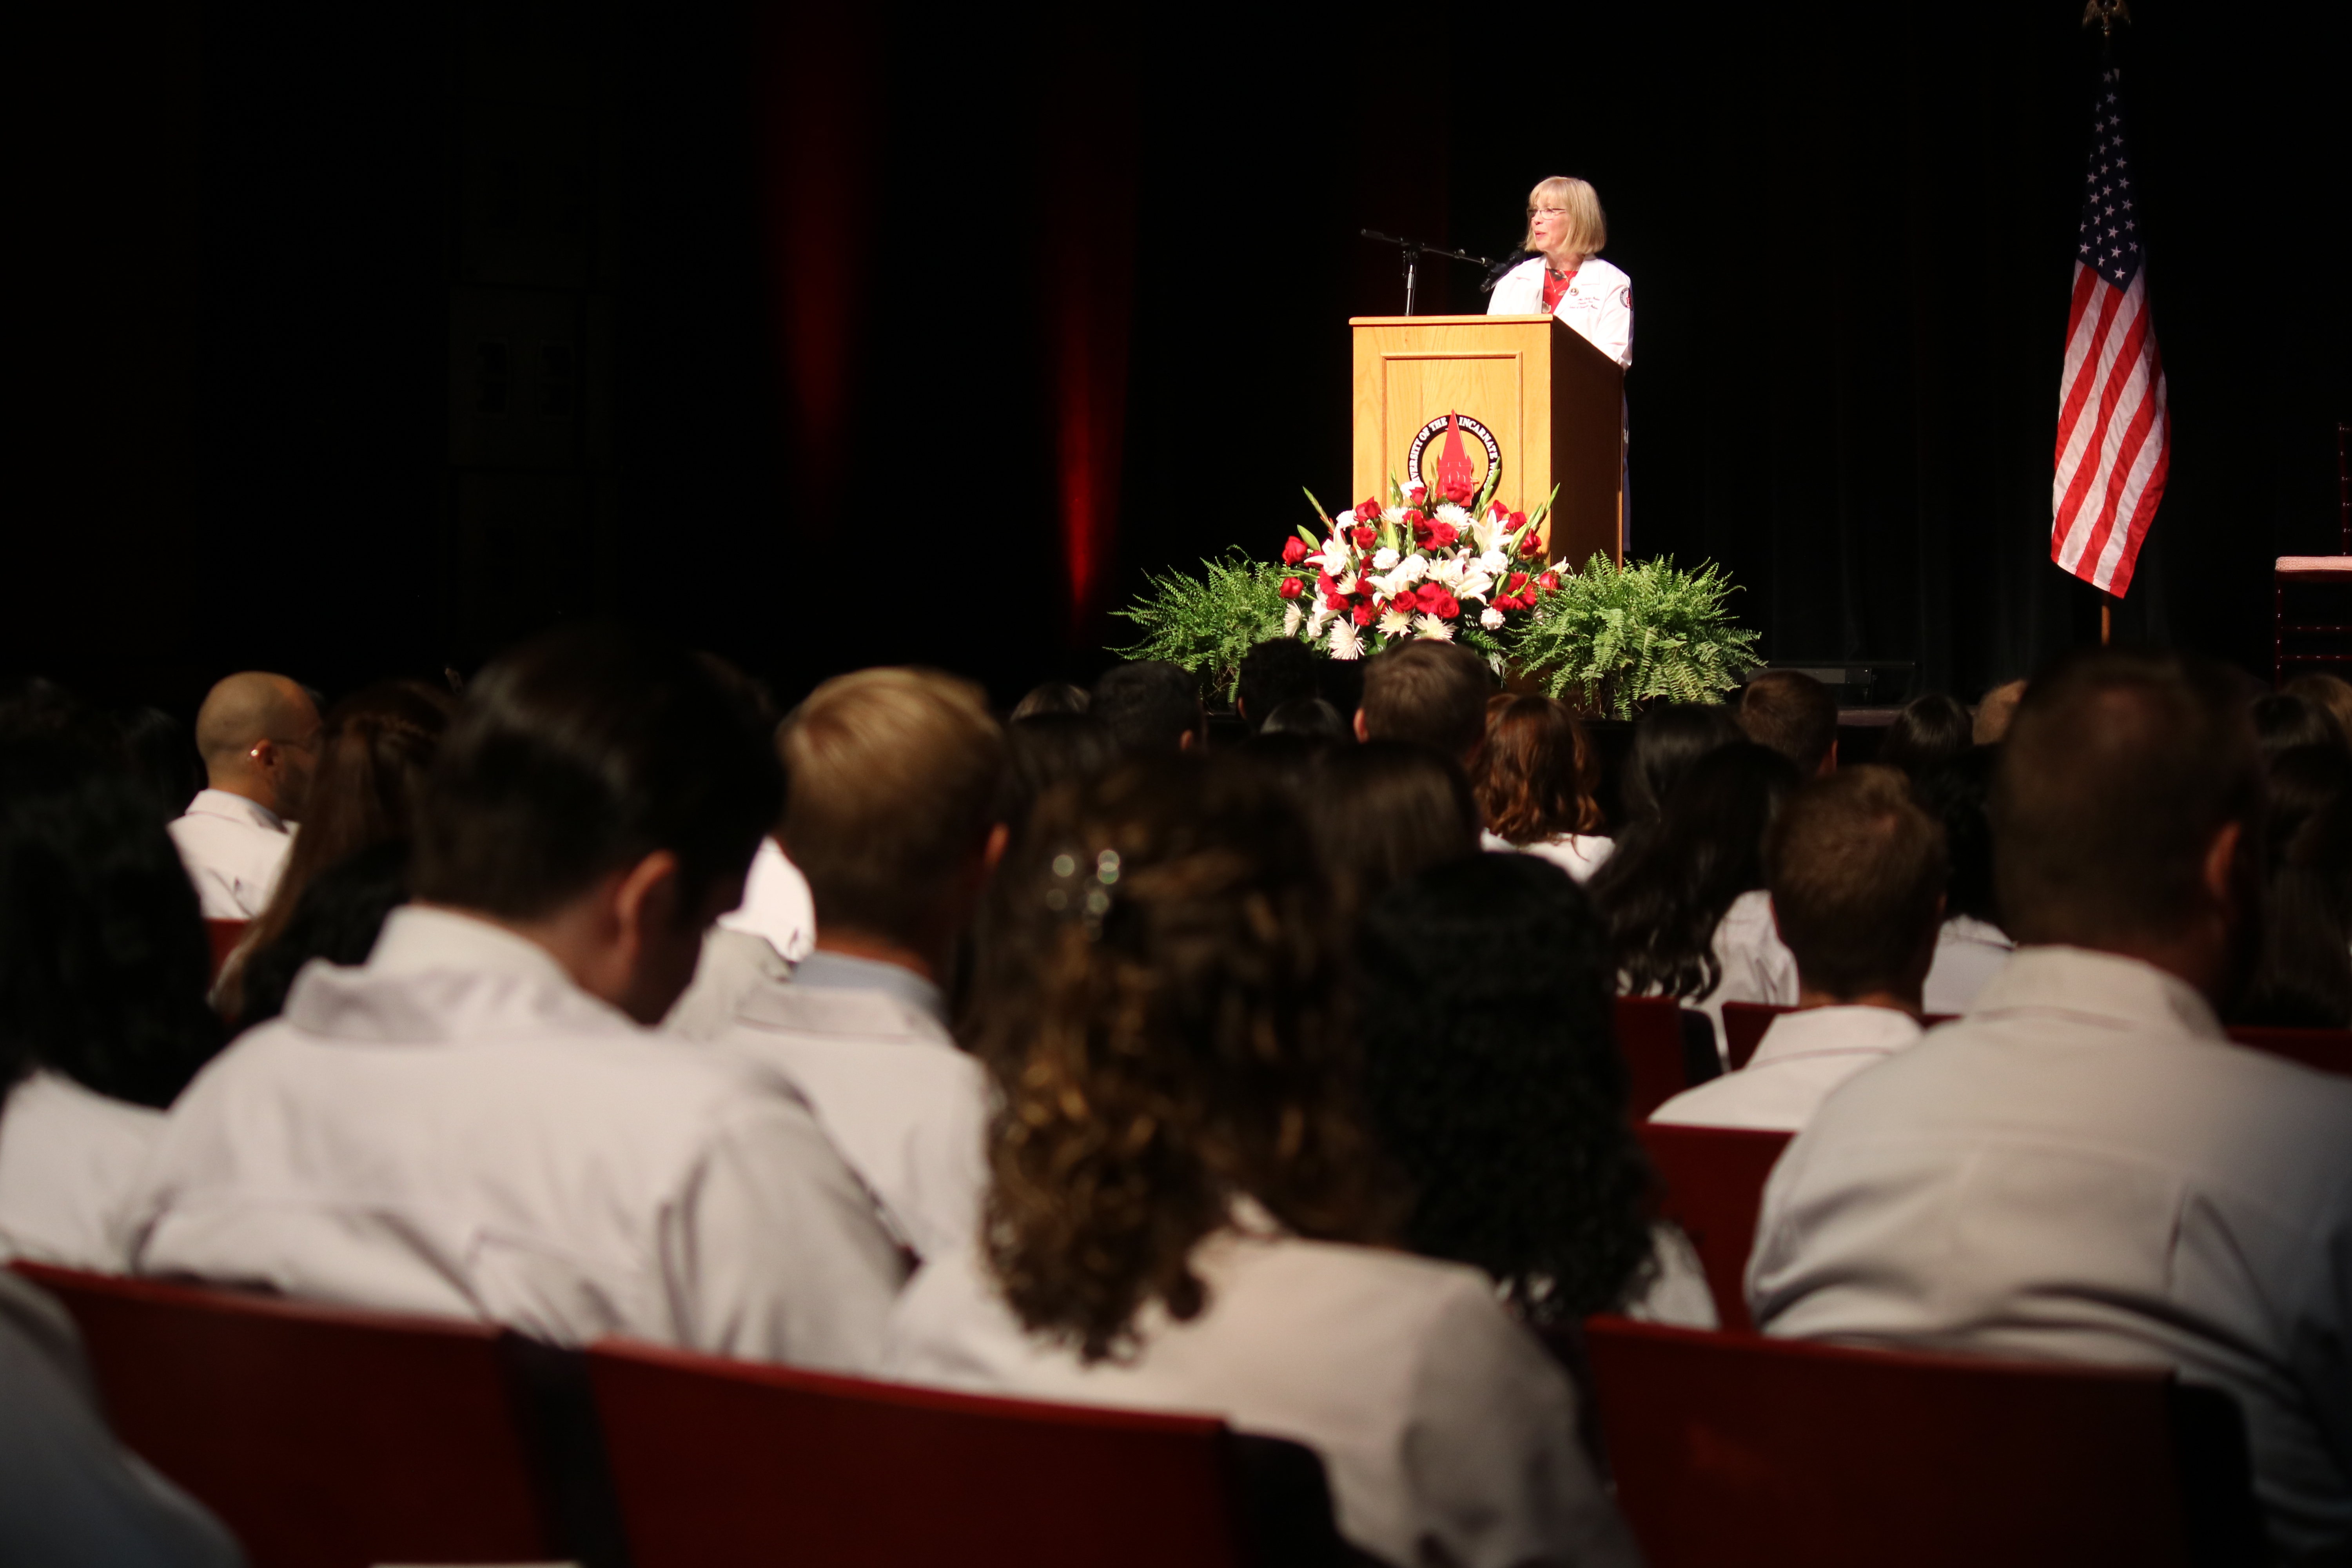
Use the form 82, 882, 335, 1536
1046, 848, 1121, 938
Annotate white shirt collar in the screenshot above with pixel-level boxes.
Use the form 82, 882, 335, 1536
1965, 944, 2223, 1041
182, 788, 286, 833
791, 949, 947, 1027
369, 904, 580, 990
1749, 1005, 1922, 1068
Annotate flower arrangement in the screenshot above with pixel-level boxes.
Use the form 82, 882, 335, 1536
1276, 467, 1563, 668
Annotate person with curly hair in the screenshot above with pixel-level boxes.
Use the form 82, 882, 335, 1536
1356, 853, 1712, 1327
1475, 695, 1613, 882
1590, 741, 1804, 1060
0, 741, 225, 1269
884, 758, 1637, 1568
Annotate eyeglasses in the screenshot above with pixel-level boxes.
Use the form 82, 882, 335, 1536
1527, 206, 1572, 220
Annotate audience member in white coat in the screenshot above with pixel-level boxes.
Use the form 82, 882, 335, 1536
166, 672, 319, 918
671, 668, 1005, 1265
0, 744, 224, 1270
1654, 767, 1945, 1131
1912, 746, 2016, 1015
1749, 651, 2352, 1563
128, 628, 906, 1370
1592, 741, 1804, 1063
715, 836, 817, 965
886, 760, 1640, 1568
1475, 694, 1615, 882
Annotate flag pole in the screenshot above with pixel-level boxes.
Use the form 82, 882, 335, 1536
2100, 594, 2113, 646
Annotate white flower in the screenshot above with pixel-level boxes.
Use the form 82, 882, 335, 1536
1460, 572, 1494, 601
1283, 603, 1303, 637
1477, 549, 1510, 575
1481, 606, 1506, 630
1307, 604, 1334, 638
1414, 612, 1455, 642
1335, 572, 1357, 595
1311, 548, 1352, 575
1435, 503, 1472, 527
1377, 608, 1414, 639
1372, 547, 1401, 572
1381, 507, 1409, 526
1332, 514, 1352, 531
1428, 555, 1464, 587
1396, 555, 1429, 584
1327, 621, 1363, 660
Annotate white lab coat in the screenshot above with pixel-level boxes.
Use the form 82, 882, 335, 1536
718, 837, 817, 964
125, 906, 907, 1372
1749, 946, 2352, 1561
1650, 888, 1800, 1066
668, 944, 991, 1267
1486, 255, 1634, 370
0, 1071, 166, 1271
883, 1221, 1640, 1568
1481, 830, 1615, 884
1650, 1004, 1922, 1132
1921, 915, 2014, 1016
165, 790, 293, 920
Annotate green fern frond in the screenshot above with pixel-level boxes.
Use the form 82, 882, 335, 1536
1506, 555, 1760, 719
1108, 552, 1293, 703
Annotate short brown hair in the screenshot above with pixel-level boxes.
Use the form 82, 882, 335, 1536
1992, 650, 2262, 949
780, 668, 1005, 943
1765, 767, 1947, 998
1739, 670, 1838, 775
1973, 679, 2027, 745
1476, 695, 1602, 843
1360, 642, 1494, 761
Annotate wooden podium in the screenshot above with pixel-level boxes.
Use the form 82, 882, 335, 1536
1350, 315, 1624, 566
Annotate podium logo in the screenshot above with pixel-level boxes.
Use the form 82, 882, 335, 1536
1407, 414, 1502, 500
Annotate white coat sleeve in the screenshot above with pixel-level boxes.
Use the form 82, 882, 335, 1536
662, 1097, 909, 1373
1399, 1290, 1642, 1568
1584, 281, 1633, 369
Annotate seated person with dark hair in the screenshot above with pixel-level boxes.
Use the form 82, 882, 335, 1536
1738, 668, 1838, 778
128, 626, 905, 1370
1750, 650, 2352, 1562
1355, 641, 1495, 769
1652, 766, 1945, 1131
1236, 639, 1320, 734
1091, 661, 1204, 755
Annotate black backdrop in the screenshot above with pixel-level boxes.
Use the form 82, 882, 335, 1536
13, 2, 2348, 716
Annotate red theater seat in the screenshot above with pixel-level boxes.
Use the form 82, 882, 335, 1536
1634, 1123, 1791, 1332
1583, 1316, 2263, 1568
1613, 996, 1698, 1120
203, 918, 247, 984
1719, 1000, 1784, 1070
11, 1262, 569, 1568
2227, 1024, 2352, 1078
588, 1337, 1334, 1568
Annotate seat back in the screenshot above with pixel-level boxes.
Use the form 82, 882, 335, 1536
12, 1263, 565, 1568
589, 1337, 1261, 1568
1613, 996, 1695, 1119
203, 918, 247, 983
1634, 1123, 1790, 1331
1719, 1000, 1786, 1070
1583, 1316, 2264, 1568
2226, 1024, 2352, 1077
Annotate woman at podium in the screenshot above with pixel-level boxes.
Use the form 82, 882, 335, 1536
1485, 176, 1632, 369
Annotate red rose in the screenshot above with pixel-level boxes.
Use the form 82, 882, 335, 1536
1391, 586, 1419, 613
1508, 510, 1528, 530
1506, 572, 1531, 596
1433, 590, 1460, 619
1324, 592, 1348, 613
1281, 537, 1308, 565
1519, 531, 1545, 554
1487, 499, 1510, 520
1354, 497, 1382, 522
1278, 577, 1304, 600
1444, 480, 1472, 506
1538, 570, 1561, 593
1351, 524, 1377, 550
1352, 601, 1376, 625
1429, 521, 1459, 549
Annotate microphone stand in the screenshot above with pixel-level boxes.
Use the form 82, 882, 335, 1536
1359, 230, 1498, 316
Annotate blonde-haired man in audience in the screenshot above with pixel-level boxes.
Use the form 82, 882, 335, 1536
167, 671, 319, 917
668, 668, 1005, 1265
1653, 767, 1944, 1131
129, 628, 904, 1371
1749, 649, 2352, 1561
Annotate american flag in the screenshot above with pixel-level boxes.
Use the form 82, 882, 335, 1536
2051, 65, 2170, 597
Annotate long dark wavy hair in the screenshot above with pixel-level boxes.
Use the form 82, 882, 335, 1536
1613, 702, 1744, 860
1356, 853, 1655, 1322
968, 758, 1394, 1363
2238, 743, 2352, 1027
0, 743, 223, 1107
1589, 741, 1802, 1000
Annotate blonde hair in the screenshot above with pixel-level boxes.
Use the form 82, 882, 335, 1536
1520, 176, 1607, 259
780, 668, 1005, 942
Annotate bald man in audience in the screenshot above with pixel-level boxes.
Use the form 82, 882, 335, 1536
129, 628, 904, 1371
1748, 650, 2352, 1562
1738, 669, 1838, 777
167, 672, 319, 917
668, 668, 1004, 1264
1651, 767, 1944, 1131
